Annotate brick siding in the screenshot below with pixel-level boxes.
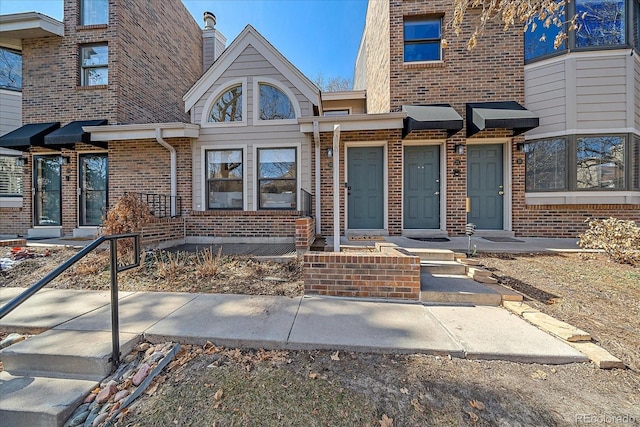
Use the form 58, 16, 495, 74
141, 218, 186, 249
303, 249, 421, 300
187, 210, 302, 240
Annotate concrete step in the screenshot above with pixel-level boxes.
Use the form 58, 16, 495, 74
0, 371, 98, 427
1, 329, 140, 381
420, 260, 467, 276
406, 248, 455, 262
420, 273, 502, 306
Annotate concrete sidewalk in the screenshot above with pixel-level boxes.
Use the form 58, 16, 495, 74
0, 287, 588, 364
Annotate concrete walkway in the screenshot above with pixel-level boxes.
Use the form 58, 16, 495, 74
0, 287, 588, 364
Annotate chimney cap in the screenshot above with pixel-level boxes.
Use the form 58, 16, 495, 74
203, 11, 216, 29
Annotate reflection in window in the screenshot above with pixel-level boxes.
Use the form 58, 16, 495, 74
576, 0, 626, 47
0, 48, 22, 91
259, 84, 295, 120
0, 156, 22, 196
524, 17, 566, 61
258, 148, 297, 209
525, 138, 567, 191
81, 44, 108, 86
206, 149, 243, 209
576, 136, 625, 189
209, 85, 243, 122
81, 0, 109, 25
404, 17, 442, 62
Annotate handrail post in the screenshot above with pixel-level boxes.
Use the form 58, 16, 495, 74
109, 238, 120, 368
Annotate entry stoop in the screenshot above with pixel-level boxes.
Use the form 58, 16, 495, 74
0, 329, 141, 426
420, 272, 502, 306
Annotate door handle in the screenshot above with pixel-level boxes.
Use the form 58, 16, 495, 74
498, 191, 504, 196
434, 191, 440, 196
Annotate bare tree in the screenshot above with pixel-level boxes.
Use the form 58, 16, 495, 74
0, 48, 22, 90
313, 73, 353, 92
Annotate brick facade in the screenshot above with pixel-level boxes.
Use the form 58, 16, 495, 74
303, 249, 421, 300
295, 217, 315, 252
187, 210, 302, 241
141, 218, 186, 249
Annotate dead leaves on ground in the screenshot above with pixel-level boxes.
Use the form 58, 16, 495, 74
379, 413, 394, 427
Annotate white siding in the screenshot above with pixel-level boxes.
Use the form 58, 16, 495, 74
191, 45, 314, 211
635, 55, 640, 131
525, 60, 566, 135
525, 51, 634, 138
0, 89, 21, 136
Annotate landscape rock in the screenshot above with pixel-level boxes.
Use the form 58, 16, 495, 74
83, 393, 96, 404
92, 413, 109, 427
0, 333, 25, 349
132, 363, 151, 386
96, 382, 117, 404
114, 389, 130, 402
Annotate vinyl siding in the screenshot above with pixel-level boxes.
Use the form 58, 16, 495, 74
524, 60, 566, 135
191, 45, 314, 212
0, 89, 21, 136
635, 55, 640, 131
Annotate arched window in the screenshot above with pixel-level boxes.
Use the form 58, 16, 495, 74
259, 83, 295, 120
208, 85, 243, 122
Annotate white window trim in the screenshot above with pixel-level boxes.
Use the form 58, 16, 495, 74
400, 139, 447, 232
323, 108, 352, 116
252, 77, 301, 126
0, 197, 22, 208
201, 78, 248, 128
525, 191, 640, 205
252, 142, 301, 210
201, 144, 248, 211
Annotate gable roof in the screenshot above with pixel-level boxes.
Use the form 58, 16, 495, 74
184, 25, 319, 112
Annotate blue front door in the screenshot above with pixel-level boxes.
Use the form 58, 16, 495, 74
467, 144, 504, 229
347, 146, 384, 229
404, 145, 440, 229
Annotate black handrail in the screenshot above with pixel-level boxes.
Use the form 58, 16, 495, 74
0, 233, 140, 369
301, 189, 313, 218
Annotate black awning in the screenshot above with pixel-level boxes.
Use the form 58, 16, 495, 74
402, 104, 463, 138
0, 122, 61, 152
44, 119, 108, 147
466, 101, 539, 138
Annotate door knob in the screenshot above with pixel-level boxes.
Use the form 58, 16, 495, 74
498, 191, 504, 196
434, 191, 440, 196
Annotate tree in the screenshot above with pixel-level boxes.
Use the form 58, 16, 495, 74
450, 0, 578, 50
312, 73, 353, 92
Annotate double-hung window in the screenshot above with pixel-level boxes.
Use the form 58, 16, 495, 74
258, 148, 297, 209
80, 44, 108, 86
404, 17, 442, 62
206, 149, 243, 209
0, 156, 23, 197
0, 47, 22, 91
80, 0, 108, 25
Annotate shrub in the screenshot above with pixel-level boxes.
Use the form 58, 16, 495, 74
101, 193, 153, 236
578, 218, 640, 266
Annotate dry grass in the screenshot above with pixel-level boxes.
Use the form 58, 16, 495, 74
195, 246, 223, 278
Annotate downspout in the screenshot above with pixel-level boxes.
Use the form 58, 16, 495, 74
155, 128, 177, 217
313, 120, 321, 235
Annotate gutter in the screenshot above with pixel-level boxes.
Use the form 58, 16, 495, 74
155, 128, 177, 217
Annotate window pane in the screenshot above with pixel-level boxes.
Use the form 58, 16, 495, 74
524, 18, 566, 61
0, 48, 22, 91
576, 0, 626, 47
525, 139, 567, 191
207, 150, 242, 179
83, 67, 108, 86
208, 180, 243, 209
260, 179, 296, 209
404, 42, 441, 62
82, 0, 108, 25
209, 85, 243, 122
404, 19, 440, 41
82, 45, 108, 66
259, 148, 296, 179
259, 84, 295, 120
0, 156, 22, 196
576, 136, 625, 189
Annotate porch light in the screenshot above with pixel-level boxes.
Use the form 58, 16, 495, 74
61, 156, 71, 166
516, 142, 525, 152
15, 157, 26, 167
326, 148, 333, 158
454, 144, 464, 155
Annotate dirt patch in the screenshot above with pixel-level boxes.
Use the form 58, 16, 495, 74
0, 246, 303, 297
120, 345, 640, 427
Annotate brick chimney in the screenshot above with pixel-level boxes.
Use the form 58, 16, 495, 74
203, 11, 227, 71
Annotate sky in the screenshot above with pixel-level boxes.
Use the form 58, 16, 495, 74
0, 0, 368, 82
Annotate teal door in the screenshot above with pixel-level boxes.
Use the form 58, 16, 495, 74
467, 144, 504, 229
79, 154, 108, 226
347, 146, 384, 229
404, 145, 440, 229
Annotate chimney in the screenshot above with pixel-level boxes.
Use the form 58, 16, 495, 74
203, 11, 227, 71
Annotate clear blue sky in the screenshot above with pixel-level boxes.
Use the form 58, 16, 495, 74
0, 0, 368, 81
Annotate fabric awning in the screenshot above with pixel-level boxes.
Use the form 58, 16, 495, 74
44, 119, 108, 147
466, 101, 539, 138
0, 122, 60, 151
402, 104, 463, 138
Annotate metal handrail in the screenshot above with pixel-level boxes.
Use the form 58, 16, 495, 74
0, 233, 140, 369
301, 189, 313, 218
